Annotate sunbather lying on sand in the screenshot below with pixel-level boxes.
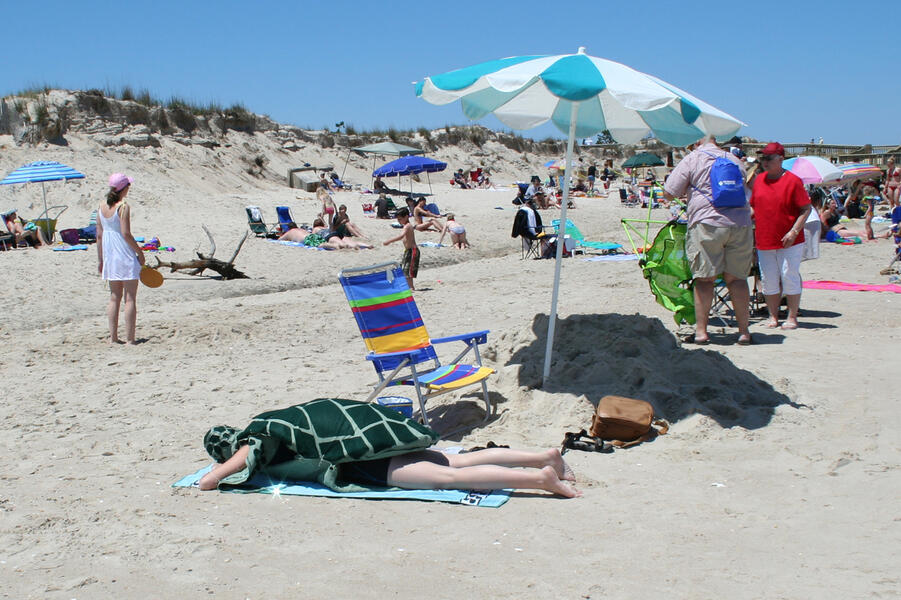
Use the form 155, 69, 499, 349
198, 399, 580, 498
278, 220, 372, 250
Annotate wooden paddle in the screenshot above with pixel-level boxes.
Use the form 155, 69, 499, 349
140, 265, 164, 288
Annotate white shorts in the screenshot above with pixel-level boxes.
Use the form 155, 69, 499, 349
757, 244, 805, 296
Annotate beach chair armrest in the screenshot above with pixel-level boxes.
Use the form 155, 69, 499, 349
431, 330, 489, 346
365, 349, 419, 361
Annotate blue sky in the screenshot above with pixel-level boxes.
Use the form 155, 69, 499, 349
4, 0, 899, 145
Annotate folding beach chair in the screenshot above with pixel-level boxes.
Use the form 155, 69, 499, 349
338, 262, 495, 433
551, 219, 623, 255
30, 205, 67, 243
245, 206, 278, 238
622, 216, 751, 329
275, 206, 296, 234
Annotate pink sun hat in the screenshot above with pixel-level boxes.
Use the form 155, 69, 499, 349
108, 173, 134, 191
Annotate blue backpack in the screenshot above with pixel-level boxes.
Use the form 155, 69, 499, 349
693, 151, 746, 208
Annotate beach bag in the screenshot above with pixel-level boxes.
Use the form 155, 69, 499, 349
693, 151, 746, 208
59, 228, 80, 245
589, 395, 668, 448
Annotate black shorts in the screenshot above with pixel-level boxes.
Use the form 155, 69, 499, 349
340, 457, 392, 487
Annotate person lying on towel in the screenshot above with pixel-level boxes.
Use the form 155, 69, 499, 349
199, 398, 580, 498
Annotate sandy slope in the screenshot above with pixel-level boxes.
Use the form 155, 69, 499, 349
1, 132, 899, 599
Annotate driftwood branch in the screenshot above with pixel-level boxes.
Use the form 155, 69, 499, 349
153, 226, 249, 279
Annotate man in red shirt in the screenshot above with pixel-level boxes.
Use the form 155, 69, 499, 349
749, 142, 811, 330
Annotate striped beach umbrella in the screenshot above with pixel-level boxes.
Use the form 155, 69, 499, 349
1, 161, 85, 237
781, 156, 842, 185
417, 47, 745, 383
838, 163, 882, 182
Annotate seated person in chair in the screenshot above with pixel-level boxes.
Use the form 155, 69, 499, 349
3, 209, 47, 248
452, 169, 470, 189
525, 176, 548, 209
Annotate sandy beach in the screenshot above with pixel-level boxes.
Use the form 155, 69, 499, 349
1, 129, 899, 599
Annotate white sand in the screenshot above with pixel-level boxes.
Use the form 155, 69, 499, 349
1, 132, 899, 599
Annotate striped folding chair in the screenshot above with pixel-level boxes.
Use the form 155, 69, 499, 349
339, 262, 494, 432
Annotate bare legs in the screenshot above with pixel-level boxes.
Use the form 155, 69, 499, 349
107, 279, 139, 344
693, 274, 750, 343
386, 448, 580, 498
765, 293, 800, 330
725, 273, 751, 342
692, 277, 715, 343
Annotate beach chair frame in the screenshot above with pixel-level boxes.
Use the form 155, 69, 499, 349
245, 206, 279, 238
339, 262, 494, 434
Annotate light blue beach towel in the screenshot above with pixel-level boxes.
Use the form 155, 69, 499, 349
174, 464, 510, 508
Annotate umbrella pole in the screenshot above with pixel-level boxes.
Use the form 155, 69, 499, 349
427, 171, 432, 195
41, 181, 49, 240
340, 147, 351, 182
542, 103, 579, 385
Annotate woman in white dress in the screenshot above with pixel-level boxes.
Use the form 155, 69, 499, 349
96, 173, 145, 344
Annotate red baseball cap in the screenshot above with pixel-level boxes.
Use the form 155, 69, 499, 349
759, 142, 785, 157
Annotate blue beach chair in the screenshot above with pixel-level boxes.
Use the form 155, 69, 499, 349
275, 206, 295, 234
338, 262, 495, 432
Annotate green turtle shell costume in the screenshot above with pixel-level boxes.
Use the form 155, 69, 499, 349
203, 398, 439, 492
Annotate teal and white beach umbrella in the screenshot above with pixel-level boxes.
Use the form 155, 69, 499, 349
417, 48, 745, 384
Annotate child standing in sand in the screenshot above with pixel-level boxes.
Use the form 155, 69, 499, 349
383, 207, 418, 290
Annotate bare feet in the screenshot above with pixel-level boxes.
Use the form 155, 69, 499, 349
539, 466, 582, 498
546, 448, 576, 481
764, 319, 779, 328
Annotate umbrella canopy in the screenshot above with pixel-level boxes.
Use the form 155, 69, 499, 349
373, 155, 447, 178
0, 161, 85, 186
837, 163, 882, 182
416, 48, 744, 146
622, 152, 665, 168
781, 156, 842, 185
417, 47, 745, 384
353, 141, 424, 156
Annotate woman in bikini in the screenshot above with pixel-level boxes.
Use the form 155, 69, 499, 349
885, 157, 900, 209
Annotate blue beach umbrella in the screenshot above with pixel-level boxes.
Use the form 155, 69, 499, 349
373, 155, 447, 177
1, 161, 85, 238
417, 47, 745, 384
373, 155, 447, 194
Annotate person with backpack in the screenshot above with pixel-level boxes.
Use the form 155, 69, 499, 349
664, 135, 754, 346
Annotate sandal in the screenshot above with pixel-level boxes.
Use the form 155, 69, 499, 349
737, 334, 753, 346
682, 333, 710, 345
561, 430, 612, 455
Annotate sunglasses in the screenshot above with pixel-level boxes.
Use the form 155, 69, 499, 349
759, 154, 782, 162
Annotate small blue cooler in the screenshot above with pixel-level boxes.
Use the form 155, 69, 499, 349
376, 396, 414, 418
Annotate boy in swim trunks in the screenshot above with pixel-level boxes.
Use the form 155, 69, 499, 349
383, 207, 419, 290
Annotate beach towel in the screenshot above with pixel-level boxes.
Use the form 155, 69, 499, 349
418, 241, 445, 248
802, 280, 901, 293
266, 240, 328, 250
582, 254, 639, 262
173, 464, 510, 508
52, 244, 89, 251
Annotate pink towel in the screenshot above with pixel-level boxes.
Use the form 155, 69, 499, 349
802, 280, 901, 293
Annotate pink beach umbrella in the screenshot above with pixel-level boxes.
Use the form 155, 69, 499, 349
781, 156, 842, 185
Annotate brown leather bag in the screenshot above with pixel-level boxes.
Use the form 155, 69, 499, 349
589, 395, 669, 448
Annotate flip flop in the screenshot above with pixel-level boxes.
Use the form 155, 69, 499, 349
560, 430, 613, 455
683, 333, 710, 345
737, 334, 753, 346
781, 322, 798, 330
